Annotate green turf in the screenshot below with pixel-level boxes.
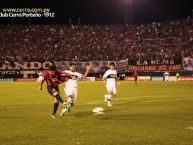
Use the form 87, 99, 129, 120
1, 81, 193, 145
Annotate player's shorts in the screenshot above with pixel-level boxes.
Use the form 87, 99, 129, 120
64, 87, 77, 101
37, 76, 44, 82
165, 76, 169, 81
134, 75, 138, 81
47, 85, 59, 96
106, 85, 116, 95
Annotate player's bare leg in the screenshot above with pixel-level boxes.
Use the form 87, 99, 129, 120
51, 98, 59, 118
53, 91, 65, 104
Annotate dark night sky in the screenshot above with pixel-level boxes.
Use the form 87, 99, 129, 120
0, 0, 193, 24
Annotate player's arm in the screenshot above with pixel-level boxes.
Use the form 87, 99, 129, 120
81, 64, 91, 79
103, 77, 107, 84
39, 71, 46, 90
59, 70, 70, 75
59, 70, 75, 79
60, 70, 76, 79
102, 72, 107, 84
115, 73, 120, 85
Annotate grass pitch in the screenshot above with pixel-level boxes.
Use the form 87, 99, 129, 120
1, 81, 193, 145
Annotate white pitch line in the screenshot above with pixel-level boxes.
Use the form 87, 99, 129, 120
87, 97, 131, 105
185, 127, 193, 130
87, 96, 193, 105
87, 96, 165, 105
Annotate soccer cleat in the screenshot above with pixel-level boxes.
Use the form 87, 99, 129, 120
67, 106, 71, 112
60, 103, 72, 116
60, 108, 67, 116
107, 101, 112, 107
66, 103, 72, 112
51, 115, 56, 119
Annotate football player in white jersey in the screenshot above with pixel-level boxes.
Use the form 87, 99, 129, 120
60, 63, 90, 116
163, 71, 170, 83
103, 62, 118, 107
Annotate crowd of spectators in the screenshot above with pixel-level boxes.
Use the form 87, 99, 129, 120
0, 18, 192, 63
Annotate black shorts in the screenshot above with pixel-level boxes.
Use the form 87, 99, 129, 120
134, 76, 138, 81
47, 85, 60, 96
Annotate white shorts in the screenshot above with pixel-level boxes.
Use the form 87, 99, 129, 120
165, 76, 169, 81
64, 87, 77, 101
106, 85, 116, 95
37, 76, 44, 82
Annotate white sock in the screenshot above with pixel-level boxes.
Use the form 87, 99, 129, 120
108, 100, 112, 106
107, 95, 112, 101
104, 95, 108, 101
61, 108, 67, 114
67, 98, 72, 103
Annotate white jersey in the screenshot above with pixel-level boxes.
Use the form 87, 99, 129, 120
64, 70, 82, 88
37, 72, 44, 82
164, 72, 170, 82
164, 72, 170, 77
103, 69, 117, 87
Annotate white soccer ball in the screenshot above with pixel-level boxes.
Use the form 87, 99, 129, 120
92, 107, 104, 113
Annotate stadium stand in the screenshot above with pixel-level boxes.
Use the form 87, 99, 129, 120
0, 19, 192, 62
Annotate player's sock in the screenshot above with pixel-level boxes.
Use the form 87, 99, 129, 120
55, 94, 64, 103
107, 95, 112, 101
60, 98, 74, 116
66, 98, 74, 111
107, 95, 112, 106
53, 102, 59, 115
66, 103, 72, 112
60, 108, 67, 116
60, 102, 73, 116
104, 95, 108, 102
108, 101, 112, 107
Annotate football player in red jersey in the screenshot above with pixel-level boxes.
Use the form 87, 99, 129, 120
133, 70, 138, 85
39, 65, 71, 118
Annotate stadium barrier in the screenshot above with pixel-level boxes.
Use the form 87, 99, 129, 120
138, 76, 151, 81
125, 76, 181, 81
151, 76, 163, 81
178, 76, 193, 81
124, 76, 135, 81
1, 76, 193, 82
168, 76, 177, 81
124, 76, 151, 81
151, 76, 177, 81
17, 78, 36, 82
0, 78, 16, 82
86, 77, 96, 81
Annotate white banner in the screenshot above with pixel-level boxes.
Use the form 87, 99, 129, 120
53, 59, 128, 73
183, 58, 193, 71
138, 76, 151, 81
0, 60, 128, 73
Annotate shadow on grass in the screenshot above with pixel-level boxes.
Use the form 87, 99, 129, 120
74, 111, 93, 118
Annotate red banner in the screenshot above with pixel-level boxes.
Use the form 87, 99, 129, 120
124, 76, 135, 81
179, 76, 193, 81
128, 64, 181, 72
